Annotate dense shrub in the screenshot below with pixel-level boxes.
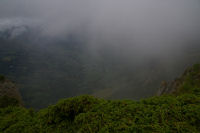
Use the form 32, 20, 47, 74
0, 93, 199, 133
0, 107, 38, 133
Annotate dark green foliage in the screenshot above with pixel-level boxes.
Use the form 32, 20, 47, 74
0, 64, 200, 132
37, 95, 101, 132
0, 96, 19, 108
0, 107, 38, 133
1, 93, 200, 133
174, 64, 200, 95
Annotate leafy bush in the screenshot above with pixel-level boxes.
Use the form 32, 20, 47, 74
0, 107, 38, 133
0, 93, 199, 133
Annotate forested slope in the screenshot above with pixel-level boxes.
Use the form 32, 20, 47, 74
0, 64, 200, 133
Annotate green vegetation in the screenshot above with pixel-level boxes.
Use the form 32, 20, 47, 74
173, 64, 200, 95
0, 96, 19, 108
0, 64, 200, 132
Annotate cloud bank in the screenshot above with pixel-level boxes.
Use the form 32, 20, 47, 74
0, 0, 200, 56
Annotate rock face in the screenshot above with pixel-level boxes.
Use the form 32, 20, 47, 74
157, 64, 200, 96
157, 78, 183, 96
0, 75, 23, 105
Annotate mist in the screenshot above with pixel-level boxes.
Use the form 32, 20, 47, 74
0, 0, 200, 59
0, 0, 200, 108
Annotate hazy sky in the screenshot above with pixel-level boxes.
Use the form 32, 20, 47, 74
0, 0, 200, 55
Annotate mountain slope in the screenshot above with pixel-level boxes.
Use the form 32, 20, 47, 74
0, 64, 200, 132
158, 64, 200, 95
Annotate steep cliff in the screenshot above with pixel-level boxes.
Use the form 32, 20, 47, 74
157, 64, 200, 96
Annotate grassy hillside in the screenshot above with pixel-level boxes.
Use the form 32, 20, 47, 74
0, 64, 200, 133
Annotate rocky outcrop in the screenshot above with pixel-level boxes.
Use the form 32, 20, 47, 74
157, 64, 200, 96
157, 78, 183, 96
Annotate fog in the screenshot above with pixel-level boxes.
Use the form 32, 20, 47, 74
0, 0, 200, 108
0, 0, 200, 46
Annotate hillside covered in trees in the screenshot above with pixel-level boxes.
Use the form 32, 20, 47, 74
0, 64, 200, 133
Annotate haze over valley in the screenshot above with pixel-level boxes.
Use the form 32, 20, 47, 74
0, 0, 200, 108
